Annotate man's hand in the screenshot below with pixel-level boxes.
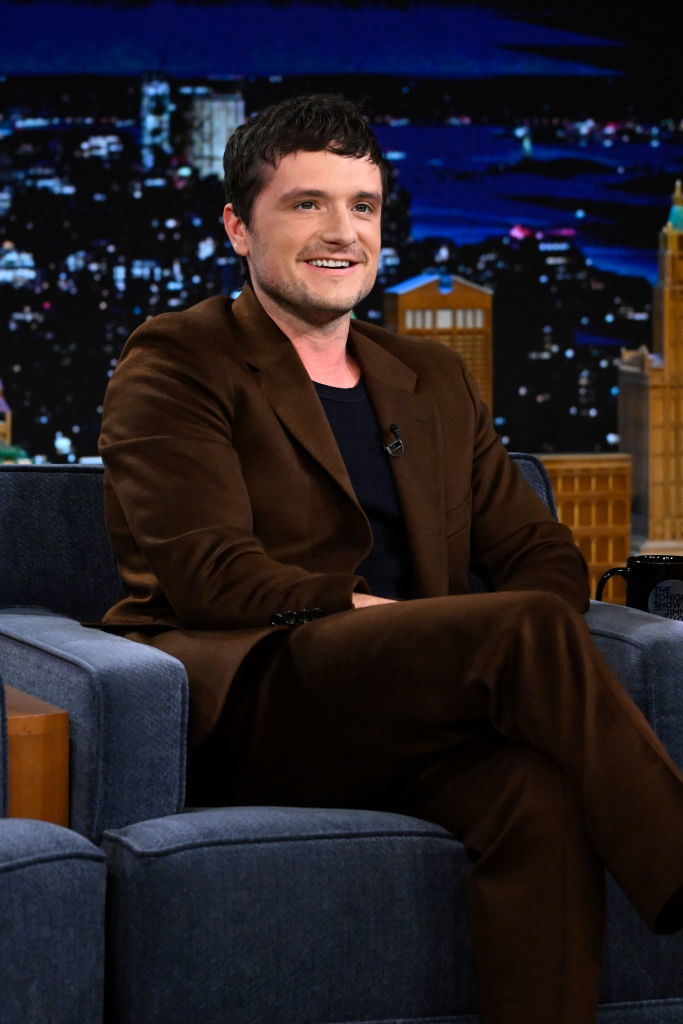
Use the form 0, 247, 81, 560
352, 593, 397, 609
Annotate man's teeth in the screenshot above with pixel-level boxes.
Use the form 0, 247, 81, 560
308, 259, 352, 268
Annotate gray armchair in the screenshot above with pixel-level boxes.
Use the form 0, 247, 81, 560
0, 464, 187, 840
1, 460, 683, 1023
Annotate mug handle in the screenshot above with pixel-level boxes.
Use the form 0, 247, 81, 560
595, 566, 627, 601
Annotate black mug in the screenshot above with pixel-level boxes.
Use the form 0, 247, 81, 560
596, 555, 683, 620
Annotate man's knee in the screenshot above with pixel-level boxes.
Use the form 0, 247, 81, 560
501, 588, 584, 634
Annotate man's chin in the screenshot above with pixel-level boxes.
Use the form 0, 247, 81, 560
280, 293, 363, 324
299, 300, 358, 325
302, 282, 374, 319
255, 276, 373, 326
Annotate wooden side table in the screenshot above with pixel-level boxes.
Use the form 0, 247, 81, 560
5, 685, 69, 826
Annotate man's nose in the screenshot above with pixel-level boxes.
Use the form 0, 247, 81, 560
320, 205, 357, 246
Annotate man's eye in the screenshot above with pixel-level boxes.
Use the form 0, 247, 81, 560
354, 203, 373, 214
297, 200, 316, 210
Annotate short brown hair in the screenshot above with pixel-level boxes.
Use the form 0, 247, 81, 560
223, 94, 388, 226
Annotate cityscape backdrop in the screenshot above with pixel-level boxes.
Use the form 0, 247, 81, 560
0, 1, 675, 460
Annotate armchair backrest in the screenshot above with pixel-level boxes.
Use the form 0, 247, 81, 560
0, 465, 122, 621
0, 454, 556, 622
507, 452, 557, 518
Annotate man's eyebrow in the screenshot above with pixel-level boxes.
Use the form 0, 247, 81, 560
278, 187, 383, 205
355, 190, 383, 205
278, 188, 326, 202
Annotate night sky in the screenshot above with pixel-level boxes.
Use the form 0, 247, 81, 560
0, 1, 642, 79
0, 2, 675, 456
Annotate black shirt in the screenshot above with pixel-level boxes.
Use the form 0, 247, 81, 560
314, 379, 412, 600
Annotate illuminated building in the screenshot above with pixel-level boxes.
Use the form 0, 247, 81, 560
540, 454, 631, 603
188, 91, 245, 179
140, 77, 173, 170
0, 242, 36, 286
384, 273, 493, 407
618, 181, 683, 552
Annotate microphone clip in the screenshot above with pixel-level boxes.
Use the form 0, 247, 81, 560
383, 423, 405, 458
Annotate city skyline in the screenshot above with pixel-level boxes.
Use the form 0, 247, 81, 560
0, 7, 677, 458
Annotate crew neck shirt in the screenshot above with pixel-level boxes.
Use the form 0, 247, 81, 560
314, 378, 412, 600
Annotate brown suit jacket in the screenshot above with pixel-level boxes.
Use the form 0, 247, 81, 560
99, 285, 589, 743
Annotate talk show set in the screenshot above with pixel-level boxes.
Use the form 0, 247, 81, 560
3, 5, 683, 1023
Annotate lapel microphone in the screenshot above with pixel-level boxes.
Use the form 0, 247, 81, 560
383, 423, 405, 458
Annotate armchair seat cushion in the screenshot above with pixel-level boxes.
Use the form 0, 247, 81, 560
0, 819, 106, 1024
103, 806, 475, 1024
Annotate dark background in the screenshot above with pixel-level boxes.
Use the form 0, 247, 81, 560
0, 2, 677, 459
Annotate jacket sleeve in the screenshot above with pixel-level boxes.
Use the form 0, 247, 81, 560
464, 364, 590, 614
99, 318, 366, 630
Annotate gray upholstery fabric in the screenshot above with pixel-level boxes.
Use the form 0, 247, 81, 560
0, 818, 106, 1024
585, 600, 683, 1015
597, 1005, 683, 1023
0, 573, 107, 1022
506, 452, 558, 517
0, 609, 188, 840
0, 464, 122, 621
103, 807, 475, 1024
602, 873, 683, 1009
0, 464, 189, 839
586, 600, 683, 770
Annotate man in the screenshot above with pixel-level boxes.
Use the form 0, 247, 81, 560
99, 95, 683, 1023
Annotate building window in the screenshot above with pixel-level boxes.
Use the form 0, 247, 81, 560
405, 310, 414, 329
415, 309, 424, 328
424, 309, 433, 328
455, 308, 485, 329
613, 500, 627, 525
436, 308, 454, 328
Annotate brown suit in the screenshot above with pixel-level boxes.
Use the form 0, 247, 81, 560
100, 284, 588, 741
100, 285, 683, 1024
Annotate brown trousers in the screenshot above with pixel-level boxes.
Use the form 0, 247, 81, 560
180, 591, 683, 1024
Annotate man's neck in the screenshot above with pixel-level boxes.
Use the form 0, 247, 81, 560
253, 283, 360, 387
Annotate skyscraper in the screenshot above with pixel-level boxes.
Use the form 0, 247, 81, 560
140, 77, 173, 170
618, 181, 683, 551
189, 91, 245, 179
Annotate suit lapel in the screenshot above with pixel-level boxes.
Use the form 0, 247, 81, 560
230, 288, 363, 513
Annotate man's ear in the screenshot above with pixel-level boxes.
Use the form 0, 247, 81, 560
223, 204, 249, 256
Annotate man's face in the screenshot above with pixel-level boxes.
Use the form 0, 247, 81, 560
224, 149, 382, 326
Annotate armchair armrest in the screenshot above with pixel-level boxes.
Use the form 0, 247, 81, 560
0, 609, 188, 841
585, 599, 683, 770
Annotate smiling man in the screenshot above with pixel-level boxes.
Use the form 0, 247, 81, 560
99, 95, 683, 1024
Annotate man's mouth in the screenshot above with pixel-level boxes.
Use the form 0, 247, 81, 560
306, 259, 355, 268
